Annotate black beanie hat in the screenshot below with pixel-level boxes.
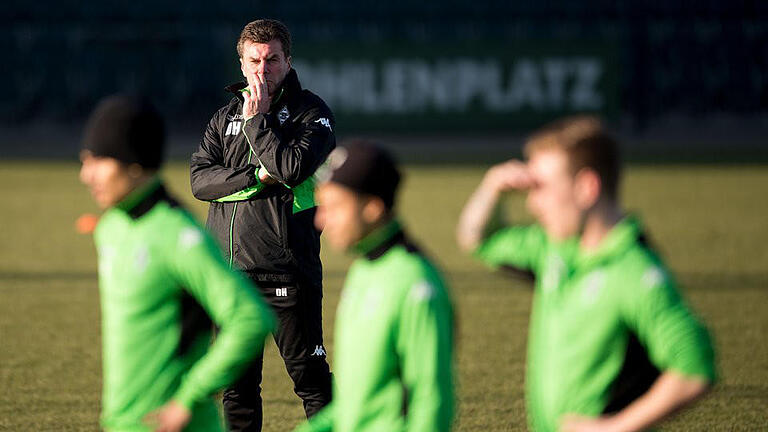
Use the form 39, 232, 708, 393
82, 95, 165, 169
324, 140, 401, 209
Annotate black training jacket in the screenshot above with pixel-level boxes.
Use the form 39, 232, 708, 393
190, 69, 335, 286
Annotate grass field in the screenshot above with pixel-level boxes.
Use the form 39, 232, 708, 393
1, 161, 767, 431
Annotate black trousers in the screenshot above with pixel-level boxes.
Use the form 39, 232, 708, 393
222, 278, 333, 432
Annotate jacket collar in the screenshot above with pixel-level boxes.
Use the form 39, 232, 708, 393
224, 68, 302, 110
113, 177, 174, 220
353, 219, 406, 261
573, 215, 645, 270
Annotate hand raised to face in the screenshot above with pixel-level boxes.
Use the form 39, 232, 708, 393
481, 160, 536, 194
242, 73, 271, 120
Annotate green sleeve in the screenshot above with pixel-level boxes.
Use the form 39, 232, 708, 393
474, 224, 548, 273
213, 178, 264, 202
168, 224, 276, 409
622, 265, 716, 382
396, 273, 455, 432
293, 402, 334, 432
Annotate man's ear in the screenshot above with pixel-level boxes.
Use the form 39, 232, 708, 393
239, 57, 247, 78
286, 55, 292, 69
574, 168, 601, 210
361, 196, 387, 225
127, 163, 145, 179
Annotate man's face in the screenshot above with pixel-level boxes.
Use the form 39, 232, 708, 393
526, 149, 584, 241
239, 39, 291, 96
315, 182, 369, 252
79, 151, 138, 209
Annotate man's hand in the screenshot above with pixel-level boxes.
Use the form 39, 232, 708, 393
144, 400, 191, 432
256, 166, 279, 185
242, 73, 271, 120
560, 415, 619, 432
480, 160, 535, 195
456, 159, 533, 253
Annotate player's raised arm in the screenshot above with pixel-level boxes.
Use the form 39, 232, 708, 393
456, 160, 533, 253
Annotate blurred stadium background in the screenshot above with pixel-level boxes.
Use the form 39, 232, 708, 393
1, 1, 767, 431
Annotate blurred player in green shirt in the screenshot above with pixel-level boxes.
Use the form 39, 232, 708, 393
457, 116, 715, 432
79, 95, 275, 432
295, 141, 455, 432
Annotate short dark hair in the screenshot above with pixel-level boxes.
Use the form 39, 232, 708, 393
524, 115, 621, 200
237, 19, 291, 58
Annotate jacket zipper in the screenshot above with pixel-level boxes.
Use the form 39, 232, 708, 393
229, 134, 255, 268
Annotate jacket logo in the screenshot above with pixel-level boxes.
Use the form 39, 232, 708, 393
642, 267, 666, 290
410, 281, 435, 302
311, 345, 327, 356
542, 254, 565, 293
98, 245, 116, 276
275, 287, 288, 297
278, 106, 290, 125
179, 228, 203, 249
225, 121, 242, 136
580, 271, 605, 305
226, 114, 245, 121
134, 246, 150, 273
314, 117, 332, 131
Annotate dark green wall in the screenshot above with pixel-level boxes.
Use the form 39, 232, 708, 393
2, 1, 766, 133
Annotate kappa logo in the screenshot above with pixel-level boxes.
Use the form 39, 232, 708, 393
224, 121, 242, 136
278, 106, 290, 125
311, 345, 327, 356
314, 117, 332, 131
410, 281, 435, 302
226, 113, 245, 121
642, 267, 666, 290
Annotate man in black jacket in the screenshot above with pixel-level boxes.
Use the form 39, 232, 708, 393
190, 19, 334, 432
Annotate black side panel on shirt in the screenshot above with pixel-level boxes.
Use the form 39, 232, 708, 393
177, 290, 213, 356
499, 265, 536, 283
603, 332, 661, 414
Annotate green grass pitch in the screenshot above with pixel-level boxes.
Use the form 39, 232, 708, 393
0, 161, 766, 430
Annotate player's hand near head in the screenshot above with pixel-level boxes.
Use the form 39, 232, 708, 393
242, 71, 271, 120
481, 160, 534, 195
457, 159, 533, 253
144, 400, 191, 432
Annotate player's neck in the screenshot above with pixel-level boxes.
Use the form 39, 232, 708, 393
579, 201, 623, 251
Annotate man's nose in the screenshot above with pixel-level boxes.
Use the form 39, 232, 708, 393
256, 61, 266, 75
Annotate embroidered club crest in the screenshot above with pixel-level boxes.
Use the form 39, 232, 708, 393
278, 106, 290, 125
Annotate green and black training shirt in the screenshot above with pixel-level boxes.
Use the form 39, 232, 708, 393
94, 178, 275, 432
475, 216, 716, 432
